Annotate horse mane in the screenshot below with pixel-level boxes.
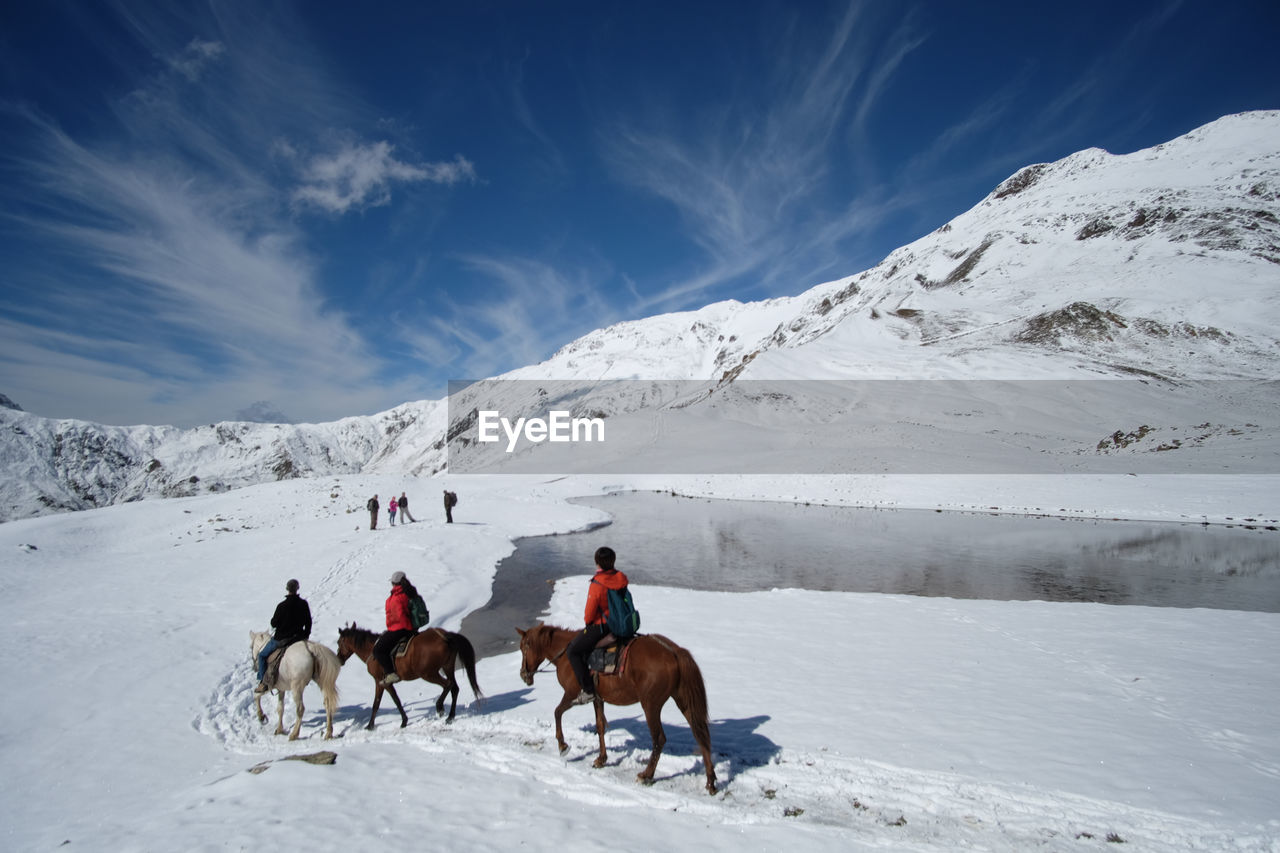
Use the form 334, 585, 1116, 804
339, 622, 379, 643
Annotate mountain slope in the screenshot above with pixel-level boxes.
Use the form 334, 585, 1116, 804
3, 111, 1278, 520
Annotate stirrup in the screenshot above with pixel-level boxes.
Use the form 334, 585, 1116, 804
572, 689, 594, 706
381, 673, 401, 686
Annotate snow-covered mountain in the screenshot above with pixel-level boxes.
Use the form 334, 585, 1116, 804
4, 111, 1278, 520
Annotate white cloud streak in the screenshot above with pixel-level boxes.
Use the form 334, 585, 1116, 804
600, 5, 928, 313
292, 142, 476, 214
0, 2, 478, 425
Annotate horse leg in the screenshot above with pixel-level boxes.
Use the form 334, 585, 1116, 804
288, 686, 304, 740
367, 684, 384, 730
386, 684, 409, 728
441, 670, 460, 723
591, 700, 610, 769
275, 689, 287, 736
552, 696, 574, 755
635, 697, 668, 786
673, 694, 718, 795
254, 693, 267, 724
430, 670, 449, 717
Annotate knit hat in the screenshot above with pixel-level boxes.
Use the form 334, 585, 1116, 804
390, 571, 406, 584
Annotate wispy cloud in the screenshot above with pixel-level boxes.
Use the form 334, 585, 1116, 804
291, 142, 476, 214
0, 3, 476, 425
166, 37, 225, 83
416, 253, 619, 381
599, 5, 928, 312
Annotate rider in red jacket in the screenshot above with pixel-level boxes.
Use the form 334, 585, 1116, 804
373, 571, 417, 685
567, 546, 628, 705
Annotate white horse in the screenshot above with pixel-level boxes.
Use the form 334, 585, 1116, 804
249, 631, 341, 740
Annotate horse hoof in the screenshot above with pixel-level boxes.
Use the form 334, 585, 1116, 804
593, 757, 607, 769
706, 783, 718, 795
636, 774, 655, 787
558, 743, 569, 756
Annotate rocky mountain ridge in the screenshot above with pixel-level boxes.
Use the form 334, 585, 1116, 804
3, 111, 1277, 520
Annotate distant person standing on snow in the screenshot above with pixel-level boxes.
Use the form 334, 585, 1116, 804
367, 494, 379, 530
443, 490, 457, 523
388, 495, 398, 526
398, 492, 417, 523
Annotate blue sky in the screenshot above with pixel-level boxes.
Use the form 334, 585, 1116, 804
2, 1, 1278, 427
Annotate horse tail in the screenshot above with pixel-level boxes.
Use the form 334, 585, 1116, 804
445, 631, 484, 702
673, 644, 712, 757
307, 642, 342, 718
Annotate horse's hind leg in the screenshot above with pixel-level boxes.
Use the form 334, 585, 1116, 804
288, 687, 304, 740
591, 701, 610, 769
636, 697, 668, 786
274, 691, 287, 736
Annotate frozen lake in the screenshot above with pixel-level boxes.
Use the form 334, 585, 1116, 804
463, 491, 1280, 657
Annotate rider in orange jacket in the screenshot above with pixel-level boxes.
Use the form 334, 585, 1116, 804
567, 546, 628, 705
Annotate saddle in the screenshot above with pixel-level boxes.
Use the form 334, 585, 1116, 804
587, 634, 637, 676
264, 638, 303, 688
392, 628, 440, 660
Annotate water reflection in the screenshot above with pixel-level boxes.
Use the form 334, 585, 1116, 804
463, 492, 1280, 657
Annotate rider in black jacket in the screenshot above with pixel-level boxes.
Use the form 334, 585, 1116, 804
255, 579, 312, 693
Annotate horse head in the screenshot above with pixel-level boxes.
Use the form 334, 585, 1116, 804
336, 622, 372, 664
249, 629, 270, 659
516, 625, 543, 686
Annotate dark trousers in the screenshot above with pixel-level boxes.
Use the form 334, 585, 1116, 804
373, 629, 415, 675
567, 623, 609, 694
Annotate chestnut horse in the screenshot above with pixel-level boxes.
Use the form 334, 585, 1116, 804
336, 624, 482, 729
516, 624, 717, 795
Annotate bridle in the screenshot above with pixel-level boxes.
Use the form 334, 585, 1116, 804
518, 632, 562, 682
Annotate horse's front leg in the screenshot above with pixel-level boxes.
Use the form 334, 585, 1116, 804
592, 699, 609, 769
254, 692, 267, 724
367, 684, 384, 730
288, 688, 305, 740
552, 694, 575, 755
636, 697, 668, 786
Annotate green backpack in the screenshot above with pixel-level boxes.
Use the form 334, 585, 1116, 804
593, 580, 640, 639
409, 594, 430, 630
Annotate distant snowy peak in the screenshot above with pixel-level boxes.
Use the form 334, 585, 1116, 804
529, 109, 1280, 385
0, 393, 22, 412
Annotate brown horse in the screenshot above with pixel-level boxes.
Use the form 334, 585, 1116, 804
516, 624, 717, 795
336, 624, 482, 729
